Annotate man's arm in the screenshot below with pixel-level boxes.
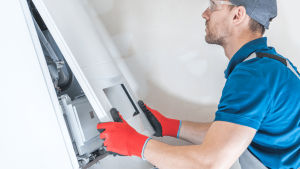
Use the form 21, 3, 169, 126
138, 100, 212, 144
179, 121, 212, 145
144, 121, 256, 169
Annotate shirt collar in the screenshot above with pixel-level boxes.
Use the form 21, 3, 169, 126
224, 37, 268, 79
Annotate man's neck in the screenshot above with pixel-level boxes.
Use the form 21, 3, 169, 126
223, 33, 262, 60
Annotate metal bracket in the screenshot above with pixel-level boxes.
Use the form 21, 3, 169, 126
81, 153, 108, 169
60, 94, 72, 105
56, 60, 65, 70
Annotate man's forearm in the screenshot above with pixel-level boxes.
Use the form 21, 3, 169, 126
179, 121, 212, 144
144, 139, 209, 169
143, 121, 256, 169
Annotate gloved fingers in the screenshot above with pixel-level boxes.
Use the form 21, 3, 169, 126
97, 122, 117, 137
100, 127, 120, 140
97, 122, 116, 129
118, 112, 127, 124
139, 100, 153, 111
97, 128, 105, 133
108, 151, 125, 157
100, 131, 108, 140
145, 104, 153, 111
138, 100, 154, 116
97, 123, 106, 134
110, 108, 129, 124
103, 136, 117, 151
149, 118, 163, 137
110, 108, 124, 123
153, 132, 163, 137
138, 100, 145, 107
138, 100, 148, 111
103, 138, 109, 147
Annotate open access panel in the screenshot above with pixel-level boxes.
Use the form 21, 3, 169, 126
23, 0, 155, 168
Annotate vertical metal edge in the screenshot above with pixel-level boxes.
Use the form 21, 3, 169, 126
61, 96, 84, 156
18, 0, 79, 168
72, 106, 87, 142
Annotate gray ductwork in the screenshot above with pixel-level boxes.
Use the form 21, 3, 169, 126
35, 16, 71, 89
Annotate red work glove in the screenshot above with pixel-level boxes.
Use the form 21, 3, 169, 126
97, 108, 150, 158
138, 100, 181, 138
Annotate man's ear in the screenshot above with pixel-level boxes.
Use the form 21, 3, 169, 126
231, 6, 247, 26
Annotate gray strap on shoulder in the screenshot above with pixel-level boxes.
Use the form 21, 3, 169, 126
243, 53, 300, 80
243, 52, 257, 62
287, 61, 300, 79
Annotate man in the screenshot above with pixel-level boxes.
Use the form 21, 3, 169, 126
97, 0, 300, 168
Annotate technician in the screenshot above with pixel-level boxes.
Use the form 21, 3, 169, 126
97, 0, 300, 168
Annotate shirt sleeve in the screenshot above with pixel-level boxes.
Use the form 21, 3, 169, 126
214, 69, 272, 130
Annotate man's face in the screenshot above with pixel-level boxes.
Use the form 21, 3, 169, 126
202, 1, 232, 46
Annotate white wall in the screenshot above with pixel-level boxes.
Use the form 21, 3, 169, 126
83, 0, 300, 168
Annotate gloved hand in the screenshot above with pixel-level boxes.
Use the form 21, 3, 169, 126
97, 108, 150, 158
138, 100, 181, 138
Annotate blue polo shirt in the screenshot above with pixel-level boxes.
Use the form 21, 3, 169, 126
214, 37, 300, 169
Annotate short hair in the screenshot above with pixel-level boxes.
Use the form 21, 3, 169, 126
249, 18, 266, 35
228, 5, 266, 35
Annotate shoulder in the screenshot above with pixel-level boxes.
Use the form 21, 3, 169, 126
233, 54, 287, 79
223, 65, 271, 98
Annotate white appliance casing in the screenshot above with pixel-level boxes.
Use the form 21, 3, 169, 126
0, 0, 154, 168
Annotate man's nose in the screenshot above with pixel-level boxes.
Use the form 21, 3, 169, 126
202, 8, 210, 21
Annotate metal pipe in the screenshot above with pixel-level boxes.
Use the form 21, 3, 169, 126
32, 15, 59, 62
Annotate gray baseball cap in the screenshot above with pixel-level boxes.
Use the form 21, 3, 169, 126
230, 0, 277, 29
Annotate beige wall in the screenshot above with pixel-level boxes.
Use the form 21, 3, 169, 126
84, 0, 300, 168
